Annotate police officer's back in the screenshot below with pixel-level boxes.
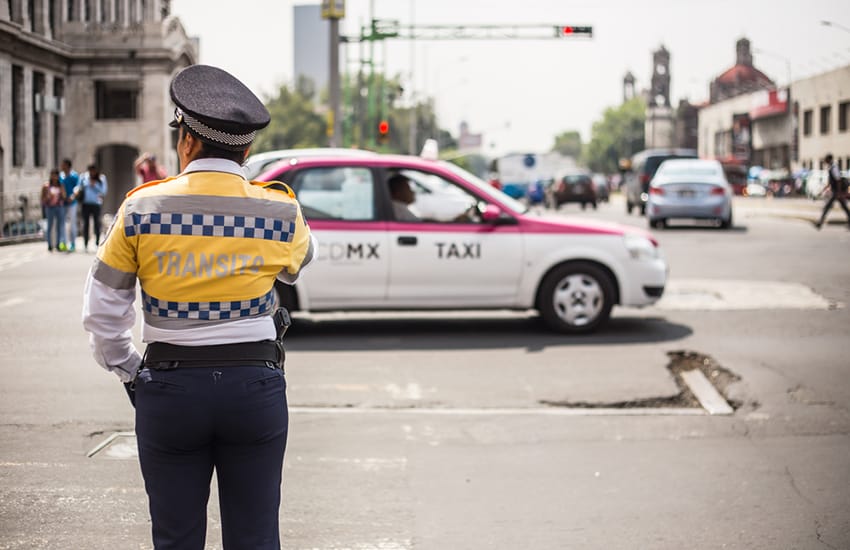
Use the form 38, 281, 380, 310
82, 64, 315, 549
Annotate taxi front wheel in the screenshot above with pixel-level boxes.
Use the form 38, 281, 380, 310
538, 262, 615, 334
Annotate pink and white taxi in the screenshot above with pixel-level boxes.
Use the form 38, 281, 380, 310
259, 148, 667, 333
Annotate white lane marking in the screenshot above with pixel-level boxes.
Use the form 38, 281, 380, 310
88, 403, 711, 460
316, 457, 407, 472
289, 406, 706, 416
0, 297, 27, 307
385, 382, 423, 400
656, 279, 835, 310
679, 370, 734, 415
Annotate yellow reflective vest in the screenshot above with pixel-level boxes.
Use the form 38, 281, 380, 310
91, 170, 313, 331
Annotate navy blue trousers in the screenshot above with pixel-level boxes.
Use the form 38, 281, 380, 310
135, 365, 288, 550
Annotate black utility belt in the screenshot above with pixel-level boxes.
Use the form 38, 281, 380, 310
143, 340, 282, 370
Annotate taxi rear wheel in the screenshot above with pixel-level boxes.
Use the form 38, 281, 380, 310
538, 262, 615, 334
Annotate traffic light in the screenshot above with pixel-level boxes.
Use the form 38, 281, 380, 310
377, 120, 390, 144
556, 25, 592, 37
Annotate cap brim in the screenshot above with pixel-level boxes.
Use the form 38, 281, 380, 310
169, 120, 179, 129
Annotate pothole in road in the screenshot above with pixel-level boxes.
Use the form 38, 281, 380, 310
539, 350, 741, 412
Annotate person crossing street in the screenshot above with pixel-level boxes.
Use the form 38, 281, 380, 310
815, 153, 850, 230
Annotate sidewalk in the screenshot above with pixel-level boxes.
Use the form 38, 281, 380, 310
734, 195, 850, 225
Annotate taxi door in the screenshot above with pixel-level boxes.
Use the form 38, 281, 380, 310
385, 169, 524, 307
285, 165, 389, 310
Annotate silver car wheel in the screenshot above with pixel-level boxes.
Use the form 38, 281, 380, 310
551, 274, 604, 327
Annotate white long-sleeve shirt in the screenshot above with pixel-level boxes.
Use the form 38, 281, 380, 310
82, 158, 316, 382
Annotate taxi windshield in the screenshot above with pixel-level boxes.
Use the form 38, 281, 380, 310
440, 161, 528, 214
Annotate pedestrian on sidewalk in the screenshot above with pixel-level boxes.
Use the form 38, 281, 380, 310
40, 169, 66, 252
78, 164, 107, 250
60, 158, 80, 252
815, 153, 850, 230
82, 64, 315, 550
134, 152, 167, 184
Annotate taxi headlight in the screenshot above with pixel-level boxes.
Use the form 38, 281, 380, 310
623, 234, 659, 260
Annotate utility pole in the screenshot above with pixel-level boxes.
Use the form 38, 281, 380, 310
322, 1, 345, 146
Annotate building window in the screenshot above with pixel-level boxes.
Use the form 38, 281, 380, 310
803, 110, 812, 136
28, 0, 36, 31
54, 77, 64, 166
33, 71, 45, 167
95, 80, 139, 119
12, 65, 24, 167
49, 0, 57, 36
839, 101, 850, 133
820, 105, 831, 135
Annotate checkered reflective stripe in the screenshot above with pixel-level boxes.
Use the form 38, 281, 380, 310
124, 212, 294, 242
141, 289, 275, 320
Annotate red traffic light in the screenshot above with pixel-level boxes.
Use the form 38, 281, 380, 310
557, 25, 592, 37
378, 120, 389, 135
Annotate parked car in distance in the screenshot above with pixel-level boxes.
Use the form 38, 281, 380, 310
546, 173, 597, 210
721, 162, 748, 195
500, 181, 529, 200
646, 159, 733, 229
744, 182, 767, 197
624, 148, 698, 215
592, 173, 610, 202
256, 150, 667, 333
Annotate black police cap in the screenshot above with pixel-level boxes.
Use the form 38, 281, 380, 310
169, 65, 270, 151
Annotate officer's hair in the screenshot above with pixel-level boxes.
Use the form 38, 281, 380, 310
197, 142, 249, 164
179, 125, 247, 164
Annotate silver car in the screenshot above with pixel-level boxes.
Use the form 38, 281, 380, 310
646, 159, 733, 229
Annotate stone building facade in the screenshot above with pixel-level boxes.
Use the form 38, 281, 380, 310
791, 64, 850, 171
0, 0, 197, 235
697, 37, 789, 170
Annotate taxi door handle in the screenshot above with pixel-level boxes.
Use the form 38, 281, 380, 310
398, 236, 418, 246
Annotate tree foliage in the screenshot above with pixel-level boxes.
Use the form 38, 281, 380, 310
251, 76, 327, 154
342, 72, 455, 154
584, 97, 646, 173
551, 130, 583, 159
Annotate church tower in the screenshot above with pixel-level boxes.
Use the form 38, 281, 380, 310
645, 45, 675, 149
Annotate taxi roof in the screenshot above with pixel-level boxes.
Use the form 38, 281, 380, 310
257, 151, 446, 179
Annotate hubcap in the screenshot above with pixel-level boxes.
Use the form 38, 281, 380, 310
552, 273, 604, 326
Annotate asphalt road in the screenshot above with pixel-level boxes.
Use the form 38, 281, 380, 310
0, 194, 848, 549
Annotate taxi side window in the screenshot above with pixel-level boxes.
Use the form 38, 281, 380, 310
290, 167, 375, 221
400, 170, 484, 224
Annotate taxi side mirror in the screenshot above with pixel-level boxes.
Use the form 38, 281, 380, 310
481, 203, 504, 223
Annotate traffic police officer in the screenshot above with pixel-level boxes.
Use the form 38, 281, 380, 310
82, 64, 315, 549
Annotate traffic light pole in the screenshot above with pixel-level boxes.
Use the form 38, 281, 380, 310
340, 20, 593, 150
328, 17, 341, 146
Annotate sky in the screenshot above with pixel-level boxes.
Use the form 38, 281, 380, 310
170, 0, 850, 156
